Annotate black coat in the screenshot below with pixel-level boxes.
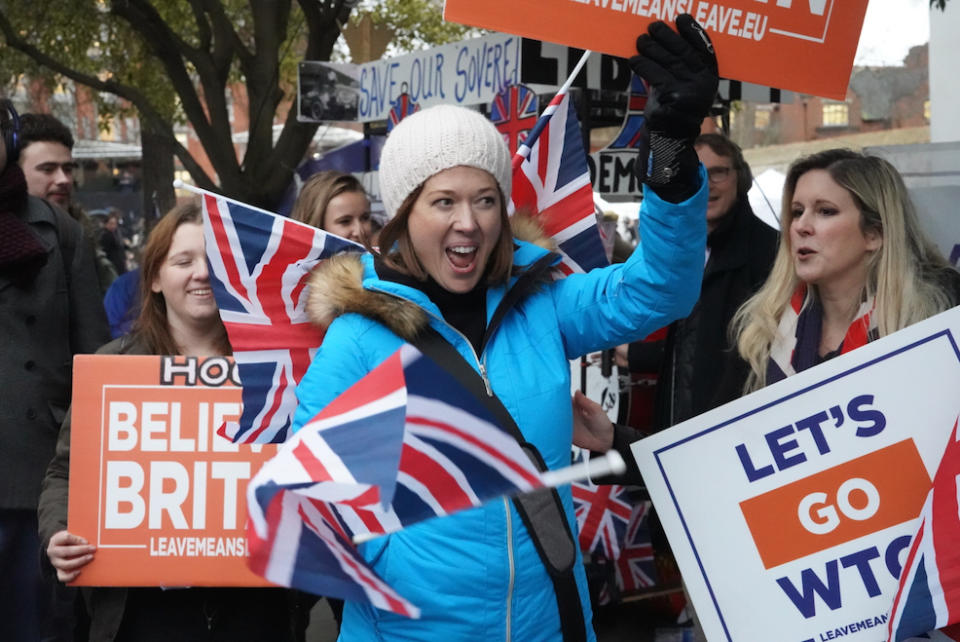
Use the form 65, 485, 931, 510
0, 194, 109, 509
653, 198, 779, 428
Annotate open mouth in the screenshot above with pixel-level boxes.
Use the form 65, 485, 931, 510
446, 245, 478, 273
796, 248, 815, 258
189, 288, 213, 297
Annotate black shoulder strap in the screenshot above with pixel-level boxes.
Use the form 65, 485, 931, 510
480, 251, 558, 354
411, 324, 587, 642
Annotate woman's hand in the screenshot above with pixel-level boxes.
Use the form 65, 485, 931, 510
572, 390, 615, 452
46, 530, 96, 583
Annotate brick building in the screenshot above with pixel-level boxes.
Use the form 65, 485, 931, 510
730, 44, 930, 150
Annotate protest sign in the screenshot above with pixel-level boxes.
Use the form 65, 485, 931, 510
632, 306, 960, 641
444, 0, 868, 100
355, 32, 521, 122
67, 354, 277, 587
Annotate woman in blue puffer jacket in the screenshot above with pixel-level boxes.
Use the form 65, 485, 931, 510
292, 16, 718, 641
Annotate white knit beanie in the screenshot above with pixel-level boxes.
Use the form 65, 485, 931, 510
378, 105, 512, 218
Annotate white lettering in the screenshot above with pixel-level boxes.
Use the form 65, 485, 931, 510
148, 461, 190, 529
212, 461, 251, 529
108, 402, 138, 451
105, 461, 145, 529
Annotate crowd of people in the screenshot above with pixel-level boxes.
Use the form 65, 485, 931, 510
0, 12, 954, 642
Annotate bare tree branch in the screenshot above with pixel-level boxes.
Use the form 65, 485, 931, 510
110, 0, 240, 181
0, 8, 217, 191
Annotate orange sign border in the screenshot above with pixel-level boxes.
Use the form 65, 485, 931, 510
444, 0, 869, 99
67, 354, 276, 587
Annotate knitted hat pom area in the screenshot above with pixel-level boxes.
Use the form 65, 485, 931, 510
377, 105, 512, 219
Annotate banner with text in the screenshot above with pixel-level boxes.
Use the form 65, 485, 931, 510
632, 306, 960, 642
444, 0, 868, 100
356, 32, 521, 122
67, 355, 277, 587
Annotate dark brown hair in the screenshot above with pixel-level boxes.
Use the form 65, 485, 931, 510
132, 201, 230, 355
376, 183, 514, 286
290, 171, 367, 230
695, 132, 753, 197
19, 112, 74, 150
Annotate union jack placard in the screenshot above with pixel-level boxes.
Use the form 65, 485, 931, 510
386, 92, 420, 133
614, 499, 656, 593
489, 83, 539, 154
572, 474, 633, 560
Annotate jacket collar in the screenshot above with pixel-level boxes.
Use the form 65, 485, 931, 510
306, 214, 560, 341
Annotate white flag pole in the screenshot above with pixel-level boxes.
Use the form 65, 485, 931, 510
558, 50, 592, 97
541, 449, 626, 487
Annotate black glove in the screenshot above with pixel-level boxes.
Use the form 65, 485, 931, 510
629, 14, 719, 201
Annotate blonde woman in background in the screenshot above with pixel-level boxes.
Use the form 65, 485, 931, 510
290, 170, 372, 244
732, 148, 960, 392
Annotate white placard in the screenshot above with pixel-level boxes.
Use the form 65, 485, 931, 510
356, 33, 521, 122
633, 306, 960, 642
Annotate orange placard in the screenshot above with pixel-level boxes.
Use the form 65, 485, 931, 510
739, 439, 930, 569
443, 0, 868, 99
67, 354, 278, 587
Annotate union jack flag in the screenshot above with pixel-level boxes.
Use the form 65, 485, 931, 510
887, 420, 960, 642
511, 89, 608, 275
246, 344, 545, 615
572, 464, 633, 560
387, 93, 420, 133
614, 499, 656, 593
489, 83, 539, 154
202, 191, 363, 443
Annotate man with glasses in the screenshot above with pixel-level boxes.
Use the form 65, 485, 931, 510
648, 133, 779, 428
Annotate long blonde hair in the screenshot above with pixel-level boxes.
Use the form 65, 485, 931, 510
732, 149, 952, 391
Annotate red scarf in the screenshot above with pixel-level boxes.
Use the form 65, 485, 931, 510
767, 283, 877, 384
0, 162, 47, 273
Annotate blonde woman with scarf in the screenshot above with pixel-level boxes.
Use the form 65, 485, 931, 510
732, 149, 960, 392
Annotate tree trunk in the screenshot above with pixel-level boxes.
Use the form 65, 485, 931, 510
139, 121, 176, 233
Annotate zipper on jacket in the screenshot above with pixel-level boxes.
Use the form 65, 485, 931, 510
478, 362, 493, 396
371, 291, 495, 396
420, 307, 493, 396
504, 496, 515, 642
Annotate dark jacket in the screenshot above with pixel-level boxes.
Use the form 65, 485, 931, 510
39, 335, 140, 642
653, 198, 779, 428
99, 227, 126, 276
38, 335, 307, 642
0, 194, 109, 509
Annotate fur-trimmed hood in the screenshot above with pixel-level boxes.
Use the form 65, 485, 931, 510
304, 213, 556, 340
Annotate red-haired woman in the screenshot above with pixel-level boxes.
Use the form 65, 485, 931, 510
38, 203, 305, 642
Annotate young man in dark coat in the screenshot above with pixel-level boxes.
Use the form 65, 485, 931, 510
650, 133, 779, 427
0, 100, 109, 640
